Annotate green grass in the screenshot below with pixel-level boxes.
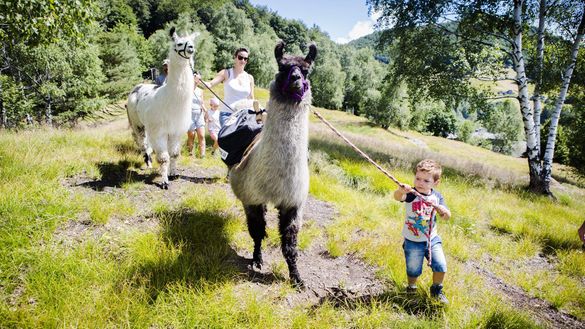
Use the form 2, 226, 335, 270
1, 103, 584, 327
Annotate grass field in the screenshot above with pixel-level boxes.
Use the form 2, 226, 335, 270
1, 91, 584, 328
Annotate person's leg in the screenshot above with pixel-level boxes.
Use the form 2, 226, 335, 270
209, 130, 218, 154
432, 271, 445, 285
429, 237, 448, 303
403, 239, 424, 292
186, 130, 195, 156
196, 127, 206, 157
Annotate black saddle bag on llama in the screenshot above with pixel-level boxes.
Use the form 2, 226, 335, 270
218, 109, 264, 166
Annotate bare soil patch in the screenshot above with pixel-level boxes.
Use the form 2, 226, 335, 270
58, 161, 387, 306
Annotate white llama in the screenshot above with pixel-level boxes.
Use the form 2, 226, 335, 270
126, 27, 199, 189
229, 41, 317, 288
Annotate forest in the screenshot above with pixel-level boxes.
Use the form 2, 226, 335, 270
1, 0, 585, 191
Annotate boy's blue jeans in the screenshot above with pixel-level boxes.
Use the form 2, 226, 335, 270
403, 236, 447, 277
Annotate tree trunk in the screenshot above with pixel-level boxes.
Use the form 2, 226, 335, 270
532, 0, 547, 154
45, 95, 52, 126
541, 9, 585, 194
0, 80, 6, 129
512, 0, 545, 193
44, 64, 52, 126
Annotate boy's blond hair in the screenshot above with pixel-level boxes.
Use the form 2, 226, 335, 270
415, 159, 442, 182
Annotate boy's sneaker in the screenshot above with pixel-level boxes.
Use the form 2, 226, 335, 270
406, 285, 417, 295
430, 284, 449, 304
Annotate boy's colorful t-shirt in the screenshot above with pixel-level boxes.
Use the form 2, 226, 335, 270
401, 189, 447, 242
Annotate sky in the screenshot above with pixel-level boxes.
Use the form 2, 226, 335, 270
248, 0, 380, 44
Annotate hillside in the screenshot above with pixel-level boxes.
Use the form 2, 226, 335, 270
1, 93, 585, 327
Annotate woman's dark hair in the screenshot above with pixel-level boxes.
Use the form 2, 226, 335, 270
234, 47, 249, 57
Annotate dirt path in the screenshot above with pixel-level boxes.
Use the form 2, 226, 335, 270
59, 161, 386, 306
466, 260, 585, 329
55, 115, 585, 324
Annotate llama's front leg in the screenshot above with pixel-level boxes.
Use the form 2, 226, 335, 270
278, 206, 304, 289
157, 151, 170, 189
168, 134, 182, 179
244, 204, 267, 270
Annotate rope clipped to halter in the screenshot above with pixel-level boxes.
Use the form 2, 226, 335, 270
311, 109, 439, 266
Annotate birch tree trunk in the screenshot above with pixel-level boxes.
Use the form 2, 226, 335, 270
541, 9, 585, 194
532, 0, 547, 153
512, 0, 544, 192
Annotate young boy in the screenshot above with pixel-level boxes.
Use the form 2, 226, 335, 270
394, 159, 451, 303
206, 97, 221, 155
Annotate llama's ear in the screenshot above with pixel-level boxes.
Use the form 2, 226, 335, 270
169, 27, 177, 40
305, 43, 317, 64
275, 40, 285, 62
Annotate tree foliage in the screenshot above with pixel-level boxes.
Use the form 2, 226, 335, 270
367, 0, 585, 194
480, 100, 524, 154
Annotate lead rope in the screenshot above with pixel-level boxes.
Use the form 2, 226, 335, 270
311, 109, 438, 266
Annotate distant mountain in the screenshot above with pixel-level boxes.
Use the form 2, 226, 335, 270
348, 30, 383, 49
348, 31, 389, 64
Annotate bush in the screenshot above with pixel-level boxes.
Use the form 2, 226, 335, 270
567, 103, 585, 173
458, 119, 475, 143
424, 106, 457, 137
541, 120, 570, 165
479, 100, 523, 154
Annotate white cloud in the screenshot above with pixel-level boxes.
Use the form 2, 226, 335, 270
335, 11, 380, 44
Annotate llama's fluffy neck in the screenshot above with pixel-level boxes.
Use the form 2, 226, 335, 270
164, 56, 194, 100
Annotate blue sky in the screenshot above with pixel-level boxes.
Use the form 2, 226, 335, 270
248, 0, 380, 44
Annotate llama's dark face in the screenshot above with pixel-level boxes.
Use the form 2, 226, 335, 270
169, 27, 199, 60
274, 41, 317, 102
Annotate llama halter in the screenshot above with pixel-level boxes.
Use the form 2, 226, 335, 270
175, 41, 194, 60
281, 65, 310, 101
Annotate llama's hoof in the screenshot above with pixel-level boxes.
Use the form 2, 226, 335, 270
144, 154, 152, 168
291, 277, 305, 290
161, 182, 169, 190
251, 258, 263, 270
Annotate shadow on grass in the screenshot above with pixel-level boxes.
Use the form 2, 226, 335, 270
79, 160, 157, 190
128, 208, 280, 301
489, 224, 583, 253
310, 286, 444, 319
114, 140, 139, 156
179, 175, 223, 185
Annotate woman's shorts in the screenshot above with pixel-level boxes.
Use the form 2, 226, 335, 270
219, 111, 232, 127
189, 109, 205, 131
403, 236, 447, 277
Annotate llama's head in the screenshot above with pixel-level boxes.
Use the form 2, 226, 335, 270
273, 41, 317, 103
168, 27, 199, 62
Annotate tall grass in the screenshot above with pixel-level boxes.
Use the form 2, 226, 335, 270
1, 106, 584, 327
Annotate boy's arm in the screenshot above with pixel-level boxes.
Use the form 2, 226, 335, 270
435, 192, 451, 219
393, 184, 412, 201
435, 205, 451, 220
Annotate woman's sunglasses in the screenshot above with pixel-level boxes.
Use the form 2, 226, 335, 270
237, 55, 249, 62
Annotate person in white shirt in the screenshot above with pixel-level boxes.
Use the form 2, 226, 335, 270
204, 47, 255, 127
